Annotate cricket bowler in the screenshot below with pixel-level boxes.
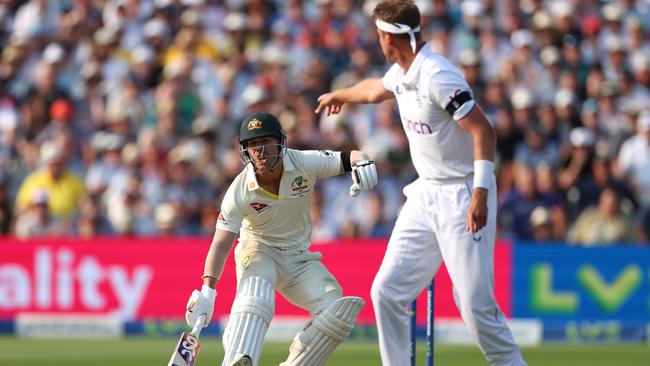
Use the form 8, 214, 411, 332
183, 112, 378, 366
316, 1, 527, 365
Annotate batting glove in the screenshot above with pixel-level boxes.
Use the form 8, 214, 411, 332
350, 160, 378, 197
185, 285, 217, 328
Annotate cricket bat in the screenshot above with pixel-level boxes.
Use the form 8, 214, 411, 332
167, 314, 206, 366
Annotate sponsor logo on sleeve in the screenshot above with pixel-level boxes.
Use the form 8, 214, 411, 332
217, 213, 227, 225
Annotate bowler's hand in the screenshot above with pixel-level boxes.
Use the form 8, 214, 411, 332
466, 188, 488, 233
315, 92, 343, 116
185, 285, 217, 328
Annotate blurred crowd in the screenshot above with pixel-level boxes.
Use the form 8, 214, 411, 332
0, 0, 648, 246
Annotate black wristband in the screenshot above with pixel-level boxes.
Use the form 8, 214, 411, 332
341, 151, 352, 172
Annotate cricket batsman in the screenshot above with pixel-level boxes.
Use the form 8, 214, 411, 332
183, 112, 378, 366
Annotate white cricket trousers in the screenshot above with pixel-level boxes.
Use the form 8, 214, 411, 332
371, 177, 526, 366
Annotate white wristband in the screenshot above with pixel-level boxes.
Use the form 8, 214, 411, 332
473, 160, 494, 190
201, 284, 217, 300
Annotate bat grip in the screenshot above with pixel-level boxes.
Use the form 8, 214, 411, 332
191, 314, 207, 337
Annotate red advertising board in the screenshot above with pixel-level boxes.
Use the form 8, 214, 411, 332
0, 238, 512, 323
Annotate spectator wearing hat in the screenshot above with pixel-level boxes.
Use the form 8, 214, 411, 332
579, 14, 602, 65
623, 17, 650, 55
35, 99, 91, 164
510, 87, 537, 132
596, 81, 629, 148
603, 34, 629, 82
15, 140, 86, 227
550, 1, 580, 41
129, 44, 160, 90
41, 42, 75, 93
154, 202, 179, 236
14, 188, 63, 238
529, 206, 555, 242
457, 49, 485, 103
530, 10, 556, 49
628, 51, 650, 99
560, 34, 590, 87
617, 110, 650, 206
558, 127, 596, 194
567, 186, 635, 245
86, 132, 127, 197
571, 140, 638, 222
598, 3, 626, 56
538, 46, 562, 93
554, 88, 581, 129
0, 107, 19, 177
510, 29, 545, 88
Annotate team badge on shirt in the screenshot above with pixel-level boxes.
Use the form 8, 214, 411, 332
250, 202, 270, 213
290, 175, 310, 197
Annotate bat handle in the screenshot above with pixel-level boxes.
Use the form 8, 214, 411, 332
191, 314, 207, 337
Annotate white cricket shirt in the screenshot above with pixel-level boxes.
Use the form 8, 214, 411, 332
216, 149, 342, 249
382, 43, 476, 182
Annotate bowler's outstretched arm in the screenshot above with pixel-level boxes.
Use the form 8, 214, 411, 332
315, 78, 394, 116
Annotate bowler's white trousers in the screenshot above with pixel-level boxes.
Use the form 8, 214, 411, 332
371, 177, 526, 366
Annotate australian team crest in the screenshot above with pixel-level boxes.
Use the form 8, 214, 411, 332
247, 118, 263, 130
290, 175, 310, 196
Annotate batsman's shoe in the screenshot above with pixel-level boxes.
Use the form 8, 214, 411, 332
230, 355, 252, 366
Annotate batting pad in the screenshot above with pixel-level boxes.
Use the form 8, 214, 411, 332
222, 276, 275, 366
280, 296, 365, 366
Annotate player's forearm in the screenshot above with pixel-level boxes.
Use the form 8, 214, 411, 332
335, 78, 392, 104
350, 150, 370, 163
459, 106, 496, 162
202, 229, 238, 288
472, 121, 496, 163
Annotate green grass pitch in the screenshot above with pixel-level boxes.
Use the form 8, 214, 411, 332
0, 337, 649, 365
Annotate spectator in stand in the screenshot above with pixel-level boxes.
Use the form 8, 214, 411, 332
567, 186, 635, 245
572, 142, 638, 217
514, 122, 560, 169
498, 162, 564, 240
0, 0, 647, 243
15, 140, 85, 231
14, 188, 62, 238
558, 127, 596, 219
0, 179, 13, 234
617, 110, 650, 206
638, 207, 650, 243
529, 206, 555, 242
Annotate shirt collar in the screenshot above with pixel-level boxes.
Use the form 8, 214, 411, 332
401, 42, 430, 87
